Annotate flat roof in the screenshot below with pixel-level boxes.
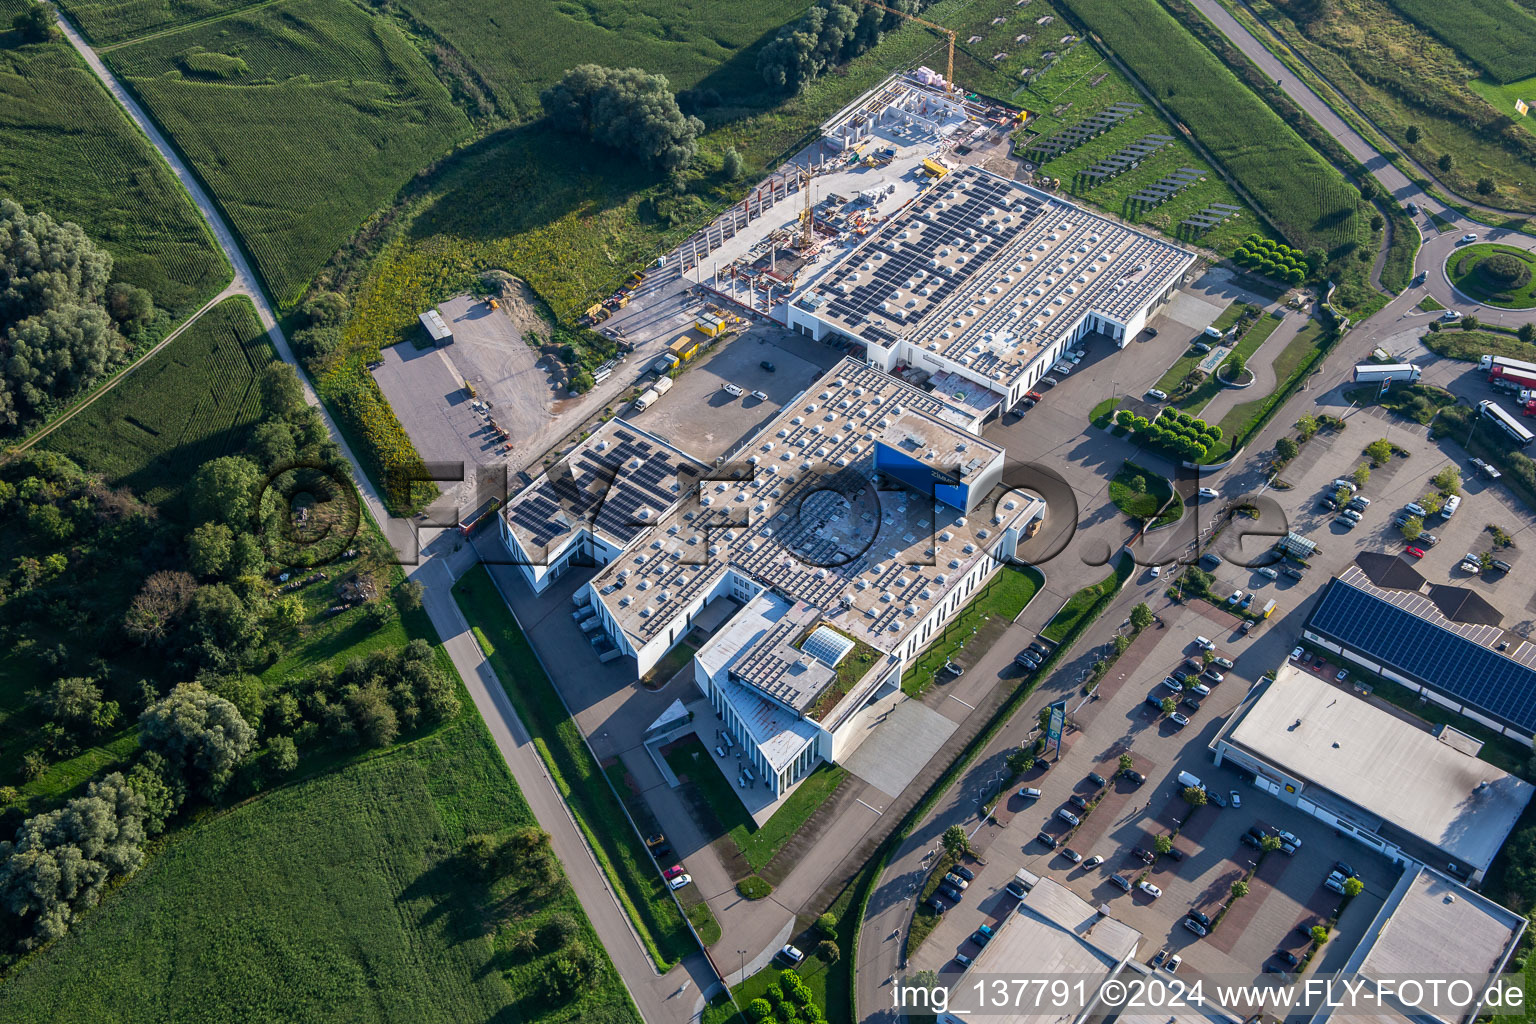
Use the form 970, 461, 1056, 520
1225, 667, 1533, 874
797, 166, 1192, 387
502, 419, 709, 558
1362, 867, 1523, 983
1307, 566, 1536, 734
586, 357, 1042, 653
943, 879, 1140, 1024
692, 593, 824, 771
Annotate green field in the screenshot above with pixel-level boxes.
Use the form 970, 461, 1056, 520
1055, 0, 1370, 272
1467, 74, 1536, 127
1246, 0, 1536, 212
41, 296, 276, 505
1109, 460, 1184, 527
664, 738, 847, 875
395, 0, 809, 119
0, 39, 227, 318
1385, 0, 1536, 83
453, 565, 694, 968
103, 0, 470, 306
51, 0, 249, 45
1042, 561, 1130, 643
0, 717, 640, 1024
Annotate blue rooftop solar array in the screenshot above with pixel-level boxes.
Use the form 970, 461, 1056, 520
1307, 579, 1536, 733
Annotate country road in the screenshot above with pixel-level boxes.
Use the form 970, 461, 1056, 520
46, 5, 701, 1020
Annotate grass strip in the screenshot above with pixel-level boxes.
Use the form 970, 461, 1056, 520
453, 565, 692, 969
1043, 558, 1134, 643
902, 565, 1045, 697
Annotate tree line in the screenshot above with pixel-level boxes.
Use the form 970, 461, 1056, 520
0, 200, 158, 436
540, 65, 705, 173
758, 0, 938, 92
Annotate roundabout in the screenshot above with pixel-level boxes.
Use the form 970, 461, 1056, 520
1446, 243, 1536, 309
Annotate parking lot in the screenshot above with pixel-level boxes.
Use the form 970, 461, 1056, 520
625, 324, 836, 461
910, 599, 1397, 990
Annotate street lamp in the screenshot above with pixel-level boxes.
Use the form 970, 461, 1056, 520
738, 949, 747, 981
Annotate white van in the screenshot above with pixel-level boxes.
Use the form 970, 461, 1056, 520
1203, 325, 1223, 339
1441, 495, 1461, 518
1176, 771, 1204, 791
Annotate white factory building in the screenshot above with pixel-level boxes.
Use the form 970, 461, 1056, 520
788, 166, 1195, 416
500, 357, 1045, 799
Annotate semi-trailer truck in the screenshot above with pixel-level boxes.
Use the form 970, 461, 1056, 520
1352, 362, 1421, 384
1481, 355, 1536, 390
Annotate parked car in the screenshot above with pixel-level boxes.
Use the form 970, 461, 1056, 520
1290, 647, 1305, 661
939, 884, 964, 902
1420, 532, 1439, 546
1151, 948, 1169, 968
925, 897, 947, 914
1193, 341, 1212, 353
1209, 791, 1227, 807
954, 951, 972, 967
1406, 546, 1426, 558
780, 944, 804, 963
1123, 770, 1146, 786
1198, 487, 1220, 499
1183, 918, 1208, 936
1110, 874, 1133, 891
1203, 670, 1225, 684
1257, 566, 1278, 579
973, 923, 995, 946
1404, 502, 1428, 517
1283, 566, 1305, 580
1015, 650, 1040, 669
1187, 910, 1212, 928
1227, 589, 1244, 606
1162, 676, 1183, 693
1182, 696, 1202, 712
1336, 668, 1350, 682
1069, 793, 1090, 810
663, 864, 686, 880
1019, 786, 1042, 800
1195, 635, 1215, 650
1492, 559, 1513, 574
1132, 847, 1156, 864
1164, 846, 1185, 862
953, 865, 975, 882
1170, 712, 1190, 727
1212, 656, 1234, 669
1028, 641, 1051, 658
1138, 881, 1163, 898
1088, 772, 1108, 788
1240, 593, 1256, 610
1083, 854, 1104, 868
1061, 847, 1083, 864
1334, 861, 1357, 879
1275, 950, 1300, 969
1240, 833, 1263, 849
1147, 388, 1169, 401
1041, 376, 1059, 387
760, 361, 777, 372
1165, 953, 1183, 973
1057, 809, 1081, 826
1037, 831, 1059, 849
749, 389, 768, 401
944, 872, 970, 890
645, 832, 667, 848
668, 874, 692, 890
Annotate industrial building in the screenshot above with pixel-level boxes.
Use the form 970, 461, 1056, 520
1303, 564, 1536, 746
1212, 666, 1534, 882
1325, 866, 1526, 1024
418, 307, 452, 345
500, 357, 1045, 797
788, 166, 1195, 417
935, 879, 1144, 1024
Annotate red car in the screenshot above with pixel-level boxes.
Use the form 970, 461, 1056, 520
1405, 546, 1426, 559
663, 864, 685, 880
1025, 390, 1044, 402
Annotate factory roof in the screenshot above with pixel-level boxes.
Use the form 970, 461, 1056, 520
583, 358, 1042, 653
502, 420, 709, 559
1306, 566, 1536, 734
419, 308, 452, 341
692, 593, 831, 770
943, 879, 1140, 1024
1361, 867, 1524, 986
797, 166, 1193, 388
1223, 667, 1533, 875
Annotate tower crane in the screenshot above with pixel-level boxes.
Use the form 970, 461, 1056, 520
855, 0, 957, 96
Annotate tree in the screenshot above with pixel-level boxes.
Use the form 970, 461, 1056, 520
1161, 696, 1178, 716
1351, 464, 1371, 488
125, 751, 185, 836
817, 912, 838, 937
1006, 748, 1035, 775
1405, 124, 1421, 144
1261, 834, 1281, 853
259, 363, 306, 419
1461, 315, 1481, 331
1520, 323, 1535, 344
747, 999, 774, 1023
1477, 178, 1495, 196
1438, 153, 1453, 173
1276, 437, 1300, 461
11, 2, 57, 42
1370, 214, 1384, 233
1230, 880, 1250, 899
722, 146, 744, 179
265, 734, 299, 777
0, 773, 146, 948
1310, 924, 1330, 944
941, 824, 969, 859
817, 939, 840, 963
1130, 603, 1153, 631
188, 521, 234, 578
180, 584, 265, 673
1432, 467, 1461, 495
1303, 247, 1328, 276
347, 681, 399, 747
1182, 785, 1207, 806
399, 579, 425, 611
139, 683, 256, 800
1400, 515, 1423, 541
187, 455, 263, 528
302, 291, 349, 327
540, 65, 705, 171
1297, 412, 1319, 439
1154, 835, 1173, 855
1118, 753, 1134, 775
1343, 876, 1364, 897
43, 677, 119, 737
1364, 439, 1393, 465
106, 282, 154, 333
127, 571, 199, 645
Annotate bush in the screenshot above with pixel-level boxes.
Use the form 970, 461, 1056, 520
746, 998, 774, 1023
816, 939, 840, 963
816, 912, 837, 936
737, 875, 773, 899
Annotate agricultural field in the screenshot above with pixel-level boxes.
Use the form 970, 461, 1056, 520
40, 297, 275, 505
51, 0, 249, 46
0, 38, 227, 319
395, 0, 810, 119
103, 0, 471, 306
1467, 74, 1536, 130
1243, 0, 1536, 212
0, 714, 640, 1024
1010, 43, 1254, 255
1054, 0, 1375, 304
1383, 0, 1536, 83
